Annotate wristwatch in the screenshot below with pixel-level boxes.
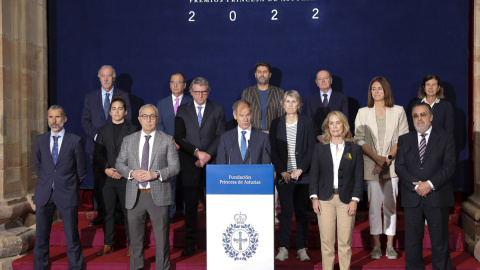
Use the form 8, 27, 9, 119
387, 155, 393, 161
155, 170, 161, 179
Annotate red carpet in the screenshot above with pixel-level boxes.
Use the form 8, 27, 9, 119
11, 210, 480, 269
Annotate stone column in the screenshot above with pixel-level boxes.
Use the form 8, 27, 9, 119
0, 0, 48, 268
462, 0, 480, 261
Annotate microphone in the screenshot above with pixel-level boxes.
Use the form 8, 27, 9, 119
228, 139, 236, 165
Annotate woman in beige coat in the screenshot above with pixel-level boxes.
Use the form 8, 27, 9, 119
354, 76, 409, 260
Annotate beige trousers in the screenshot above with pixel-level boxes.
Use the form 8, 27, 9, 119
318, 194, 355, 270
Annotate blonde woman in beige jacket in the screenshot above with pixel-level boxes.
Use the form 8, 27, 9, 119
354, 76, 409, 260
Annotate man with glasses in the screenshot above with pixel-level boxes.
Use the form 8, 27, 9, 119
305, 70, 349, 142
156, 73, 192, 222
82, 65, 132, 226
396, 103, 455, 270
174, 77, 225, 256
116, 104, 180, 270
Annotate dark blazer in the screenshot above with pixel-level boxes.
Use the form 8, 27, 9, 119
81, 88, 132, 155
269, 114, 316, 184
241, 85, 285, 131
216, 127, 271, 164
407, 98, 454, 134
156, 94, 193, 136
33, 131, 87, 207
309, 142, 364, 204
395, 127, 455, 208
93, 121, 138, 178
174, 99, 225, 187
305, 91, 349, 136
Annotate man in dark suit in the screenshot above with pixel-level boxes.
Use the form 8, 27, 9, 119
156, 72, 192, 221
396, 103, 455, 270
81, 65, 132, 226
217, 99, 271, 165
93, 95, 138, 256
33, 105, 86, 270
174, 77, 225, 256
305, 70, 349, 142
116, 104, 180, 270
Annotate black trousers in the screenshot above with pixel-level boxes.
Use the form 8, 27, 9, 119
102, 177, 129, 246
182, 169, 206, 248
404, 202, 451, 270
276, 182, 309, 250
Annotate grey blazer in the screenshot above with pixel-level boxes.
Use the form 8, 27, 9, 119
116, 130, 180, 209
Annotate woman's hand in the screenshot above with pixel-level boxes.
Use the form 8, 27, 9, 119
347, 201, 357, 216
291, 169, 303, 180
374, 155, 387, 167
312, 199, 322, 215
372, 164, 384, 175
281, 172, 291, 183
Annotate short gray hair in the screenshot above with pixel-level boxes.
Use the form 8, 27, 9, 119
232, 99, 250, 115
189, 77, 210, 93
139, 104, 158, 116
47, 105, 66, 117
282, 90, 303, 113
98, 65, 116, 78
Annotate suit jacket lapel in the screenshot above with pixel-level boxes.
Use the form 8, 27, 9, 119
43, 133, 56, 167
369, 106, 380, 153
133, 132, 142, 168
382, 107, 395, 155
56, 132, 69, 166
244, 129, 258, 163
187, 102, 200, 129
114, 122, 129, 155
200, 100, 213, 128
149, 131, 162, 169
422, 128, 437, 163
96, 89, 109, 121
339, 142, 352, 168
408, 132, 421, 164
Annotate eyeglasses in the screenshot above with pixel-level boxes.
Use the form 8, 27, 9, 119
140, 114, 158, 120
412, 112, 429, 119
193, 90, 208, 96
316, 77, 331, 81
170, 81, 184, 85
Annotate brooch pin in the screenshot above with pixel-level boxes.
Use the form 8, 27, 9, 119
344, 153, 352, 160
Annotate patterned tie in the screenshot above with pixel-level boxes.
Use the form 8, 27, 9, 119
241, 131, 247, 160
419, 133, 427, 163
140, 135, 151, 187
52, 135, 60, 189
197, 106, 202, 127
104, 93, 110, 119
174, 98, 179, 116
322, 94, 329, 108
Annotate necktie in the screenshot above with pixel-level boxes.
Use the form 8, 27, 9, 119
322, 94, 329, 108
140, 135, 151, 187
174, 98, 179, 116
197, 106, 202, 127
104, 93, 110, 119
241, 131, 247, 160
52, 135, 60, 189
419, 133, 427, 163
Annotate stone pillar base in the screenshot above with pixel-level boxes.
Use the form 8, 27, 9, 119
462, 194, 480, 261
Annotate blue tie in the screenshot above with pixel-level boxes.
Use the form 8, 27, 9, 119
52, 135, 60, 189
104, 93, 110, 119
241, 131, 247, 160
197, 106, 202, 127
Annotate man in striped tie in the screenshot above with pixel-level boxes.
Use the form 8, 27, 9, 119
396, 103, 455, 270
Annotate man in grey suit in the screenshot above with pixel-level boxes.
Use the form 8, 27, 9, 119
217, 99, 271, 165
156, 73, 193, 221
116, 104, 180, 270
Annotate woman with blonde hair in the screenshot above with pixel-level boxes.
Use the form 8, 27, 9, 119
310, 111, 363, 270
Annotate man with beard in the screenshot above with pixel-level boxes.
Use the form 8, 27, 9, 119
241, 62, 284, 225
82, 65, 132, 226
396, 103, 455, 270
33, 105, 86, 270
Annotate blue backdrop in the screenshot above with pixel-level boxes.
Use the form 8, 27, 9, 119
48, 1, 469, 191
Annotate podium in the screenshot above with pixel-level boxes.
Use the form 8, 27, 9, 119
206, 164, 274, 270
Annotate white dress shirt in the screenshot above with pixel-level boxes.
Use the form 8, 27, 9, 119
237, 125, 252, 151
50, 128, 66, 153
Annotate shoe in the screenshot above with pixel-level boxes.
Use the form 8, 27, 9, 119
126, 246, 130, 256
182, 246, 195, 256
370, 246, 382, 259
96, 245, 114, 256
297, 248, 310, 261
274, 217, 280, 226
386, 246, 398, 259
275, 247, 288, 261
89, 216, 103, 226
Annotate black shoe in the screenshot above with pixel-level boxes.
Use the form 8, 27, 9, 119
181, 246, 195, 256
89, 216, 103, 226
